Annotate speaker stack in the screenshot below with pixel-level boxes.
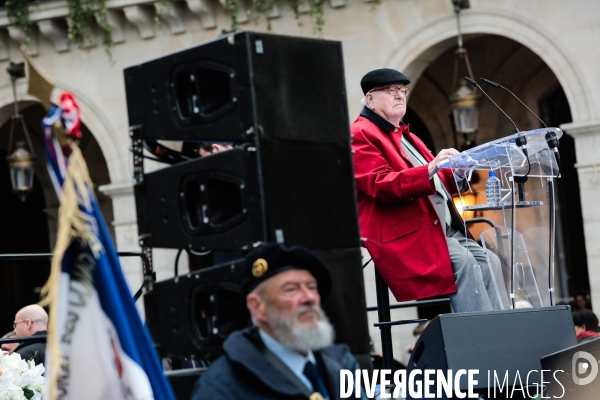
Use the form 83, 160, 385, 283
124, 31, 371, 370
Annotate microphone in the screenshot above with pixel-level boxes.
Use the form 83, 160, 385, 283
464, 77, 528, 201
479, 77, 560, 166
545, 131, 561, 167
463, 77, 520, 134
480, 78, 547, 128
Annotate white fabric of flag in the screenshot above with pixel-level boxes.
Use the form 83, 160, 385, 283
41, 146, 175, 400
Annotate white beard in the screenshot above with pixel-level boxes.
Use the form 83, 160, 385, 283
267, 304, 335, 354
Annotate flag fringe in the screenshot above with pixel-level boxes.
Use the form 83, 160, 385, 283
40, 145, 97, 400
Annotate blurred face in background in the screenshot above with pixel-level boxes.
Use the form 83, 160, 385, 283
198, 143, 233, 157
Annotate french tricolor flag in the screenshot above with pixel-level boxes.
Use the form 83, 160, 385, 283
41, 146, 175, 400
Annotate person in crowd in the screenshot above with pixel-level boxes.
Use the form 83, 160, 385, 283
573, 290, 592, 310
351, 68, 506, 313
198, 142, 233, 157
572, 308, 600, 343
191, 243, 365, 400
0, 331, 19, 354
12, 304, 48, 366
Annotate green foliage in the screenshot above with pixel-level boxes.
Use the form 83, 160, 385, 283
5, 0, 347, 60
308, 0, 325, 35
224, 0, 240, 31
6, 0, 113, 57
225, 0, 326, 36
23, 388, 35, 400
66, 0, 113, 57
94, 0, 114, 58
251, 0, 276, 30
5, 0, 31, 44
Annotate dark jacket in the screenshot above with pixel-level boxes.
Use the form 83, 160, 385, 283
14, 330, 46, 368
191, 327, 363, 400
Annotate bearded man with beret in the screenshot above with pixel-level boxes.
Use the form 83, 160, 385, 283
191, 243, 365, 400
351, 68, 506, 313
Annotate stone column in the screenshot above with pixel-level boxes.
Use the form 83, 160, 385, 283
561, 120, 600, 312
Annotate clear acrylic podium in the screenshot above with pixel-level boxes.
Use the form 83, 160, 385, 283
439, 127, 562, 310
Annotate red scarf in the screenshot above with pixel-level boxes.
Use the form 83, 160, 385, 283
577, 330, 600, 342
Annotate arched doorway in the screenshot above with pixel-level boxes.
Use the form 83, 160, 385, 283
408, 34, 587, 306
0, 101, 114, 333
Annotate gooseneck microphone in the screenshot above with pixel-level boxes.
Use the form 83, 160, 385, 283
464, 76, 529, 200
480, 77, 560, 168
480, 78, 548, 128
464, 77, 520, 134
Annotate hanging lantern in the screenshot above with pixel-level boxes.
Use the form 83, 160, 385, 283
451, 79, 479, 139
449, 1, 480, 150
7, 142, 36, 202
6, 61, 37, 201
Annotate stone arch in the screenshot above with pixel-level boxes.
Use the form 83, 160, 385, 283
0, 79, 128, 185
386, 8, 592, 123
0, 96, 116, 243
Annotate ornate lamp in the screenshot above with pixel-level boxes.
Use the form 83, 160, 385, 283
7, 143, 35, 201
6, 61, 36, 202
450, 0, 480, 150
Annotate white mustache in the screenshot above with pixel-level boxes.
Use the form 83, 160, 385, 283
294, 305, 322, 320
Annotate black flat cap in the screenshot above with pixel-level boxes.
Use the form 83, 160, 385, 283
361, 68, 411, 95
239, 243, 332, 298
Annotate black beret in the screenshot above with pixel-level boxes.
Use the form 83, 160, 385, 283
360, 68, 411, 95
239, 243, 332, 298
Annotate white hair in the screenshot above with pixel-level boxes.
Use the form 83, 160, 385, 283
361, 97, 367, 106
267, 303, 335, 353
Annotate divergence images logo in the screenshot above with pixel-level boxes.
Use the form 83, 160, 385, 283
572, 351, 599, 386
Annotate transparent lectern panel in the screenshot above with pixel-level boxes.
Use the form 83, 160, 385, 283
439, 127, 561, 176
467, 262, 507, 312
480, 227, 545, 308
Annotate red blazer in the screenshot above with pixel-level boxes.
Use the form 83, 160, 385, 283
351, 110, 458, 301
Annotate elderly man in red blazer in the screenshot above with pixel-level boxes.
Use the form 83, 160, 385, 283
351, 68, 505, 313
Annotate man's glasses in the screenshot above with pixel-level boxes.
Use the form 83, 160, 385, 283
370, 85, 410, 97
12, 320, 27, 329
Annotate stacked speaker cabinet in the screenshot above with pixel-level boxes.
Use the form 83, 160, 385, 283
406, 307, 577, 400
124, 31, 359, 251
124, 32, 370, 362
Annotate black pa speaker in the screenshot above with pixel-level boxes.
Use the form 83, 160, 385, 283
541, 336, 600, 399
316, 247, 371, 356
144, 248, 371, 366
406, 307, 577, 399
144, 260, 250, 363
134, 143, 360, 251
124, 31, 349, 145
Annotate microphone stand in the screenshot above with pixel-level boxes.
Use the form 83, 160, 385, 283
480, 77, 560, 307
464, 76, 521, 309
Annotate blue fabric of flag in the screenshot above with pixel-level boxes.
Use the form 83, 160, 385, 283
61, 184, 175, 400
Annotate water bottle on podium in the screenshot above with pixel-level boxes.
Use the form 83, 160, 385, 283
486, 171, 501, 205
